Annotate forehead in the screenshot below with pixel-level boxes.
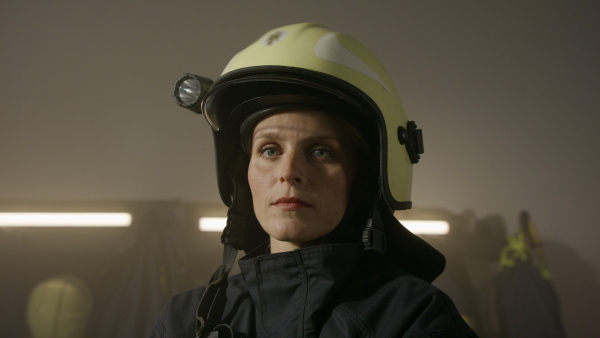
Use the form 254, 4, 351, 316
252, 109, 341, 138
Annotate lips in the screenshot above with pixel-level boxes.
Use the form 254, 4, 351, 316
273, 197, 312, 209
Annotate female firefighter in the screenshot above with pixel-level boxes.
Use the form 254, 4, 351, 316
151, 23, 477, 337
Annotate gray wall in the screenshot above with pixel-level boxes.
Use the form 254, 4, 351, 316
1, 1, 598, 336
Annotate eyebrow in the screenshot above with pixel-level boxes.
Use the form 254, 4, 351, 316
253, 132, 340, 144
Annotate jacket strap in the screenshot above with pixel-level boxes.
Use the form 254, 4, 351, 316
195, 244, 238, 337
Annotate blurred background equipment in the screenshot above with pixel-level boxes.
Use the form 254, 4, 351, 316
26, 275, 93, 338
495, 211, 567, 338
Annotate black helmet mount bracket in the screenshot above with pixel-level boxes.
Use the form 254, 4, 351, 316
397, 121, 424, 164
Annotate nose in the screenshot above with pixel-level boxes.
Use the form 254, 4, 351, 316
279, 151, 305, 186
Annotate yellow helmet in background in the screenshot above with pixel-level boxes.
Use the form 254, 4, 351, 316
26, 275, 93, 338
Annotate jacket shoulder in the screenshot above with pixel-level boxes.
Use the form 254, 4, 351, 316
325, 262, 477, 337
149, 273, 249, 338
149, 287, 205, 338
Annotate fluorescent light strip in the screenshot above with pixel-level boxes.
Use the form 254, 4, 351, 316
400, 220, 450, 235
0, 213, 132, 227
198, 217, 449, 235
199, 217, 228, 232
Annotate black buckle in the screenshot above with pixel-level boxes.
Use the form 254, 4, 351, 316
397, 121, 424, 164
362, 219, 386, 253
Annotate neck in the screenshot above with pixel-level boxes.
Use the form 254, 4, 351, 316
269, 238, 301, 253
269, 236, 331, 253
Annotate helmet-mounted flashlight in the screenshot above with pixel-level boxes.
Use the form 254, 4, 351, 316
173, 73, 214, 114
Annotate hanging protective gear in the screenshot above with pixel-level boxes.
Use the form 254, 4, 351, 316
496, 211, 567, 337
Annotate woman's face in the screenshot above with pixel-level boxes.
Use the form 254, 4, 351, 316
247, 109, 356, 253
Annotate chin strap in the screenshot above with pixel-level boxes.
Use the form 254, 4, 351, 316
362, 189, 386, 254
362, 203, 386, 253
195, 243, 238, 338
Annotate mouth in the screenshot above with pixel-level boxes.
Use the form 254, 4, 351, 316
273, 197, 312, 210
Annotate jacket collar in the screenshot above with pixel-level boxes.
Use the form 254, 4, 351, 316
238, 243, 364, 336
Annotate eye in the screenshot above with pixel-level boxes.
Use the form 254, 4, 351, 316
259, 146, 281, 158
311, 147, 332, 159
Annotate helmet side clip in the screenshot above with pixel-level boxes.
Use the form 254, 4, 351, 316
397, 121, 424, 164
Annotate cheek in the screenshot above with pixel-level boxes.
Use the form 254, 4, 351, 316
343, 156, 357, 192
337, 166, 355, 211
336, 164, 355, 198
247, 163, 261, 199
248, 159, 263, 180
340, 177, 353, 210
322, 169, 353, 214
247, 160, 272, 208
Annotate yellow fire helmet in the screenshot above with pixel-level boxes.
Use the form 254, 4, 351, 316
174, 23, 443, 282
176, 22, 422, 210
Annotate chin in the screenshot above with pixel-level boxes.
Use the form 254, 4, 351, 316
259, 213, 339, 245
268, 222, 307, 241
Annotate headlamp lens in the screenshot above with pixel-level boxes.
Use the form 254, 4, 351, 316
177, 78, 202, 105
173, 74, 213, 114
